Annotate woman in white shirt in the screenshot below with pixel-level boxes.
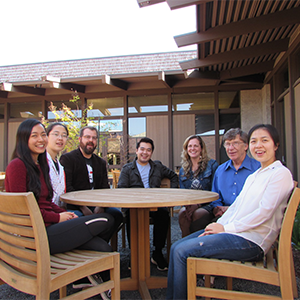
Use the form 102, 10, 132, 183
166, 124, 294, 300
46, 122, 83, 217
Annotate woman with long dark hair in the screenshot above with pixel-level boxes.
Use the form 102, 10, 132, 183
5, 119, 115, 295
167, 124, 294, 299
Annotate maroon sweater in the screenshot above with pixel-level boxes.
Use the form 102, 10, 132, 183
5, 158, 65, 226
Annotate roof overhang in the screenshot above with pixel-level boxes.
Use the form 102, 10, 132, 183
139, 0, 300, 84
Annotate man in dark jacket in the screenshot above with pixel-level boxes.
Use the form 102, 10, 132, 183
60, 126, 123, 235
118, 137, 178, 271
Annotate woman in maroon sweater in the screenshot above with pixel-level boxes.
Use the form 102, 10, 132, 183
5, 119, 115, 255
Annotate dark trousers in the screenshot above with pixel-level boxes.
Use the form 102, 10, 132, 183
125, 207, 170, 251
189, 210, 219, 233
46, 213, 115, 254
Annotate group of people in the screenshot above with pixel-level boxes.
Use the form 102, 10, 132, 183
4, 119, 294, 300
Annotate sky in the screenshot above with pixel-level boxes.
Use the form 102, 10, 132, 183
0, 0, 196, 67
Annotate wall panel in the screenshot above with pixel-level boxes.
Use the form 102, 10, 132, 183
173, 114, 195, 170
8, 122, 21, 164
284, 93, 293, 172
146, 115, 169, 167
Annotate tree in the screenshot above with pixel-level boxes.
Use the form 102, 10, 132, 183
41, 91, 119, 157
41, 92, 95, 153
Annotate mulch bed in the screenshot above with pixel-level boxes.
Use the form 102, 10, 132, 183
293, 246, 300, 278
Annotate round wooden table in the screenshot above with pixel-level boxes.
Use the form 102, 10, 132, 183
60, 188, 219, 299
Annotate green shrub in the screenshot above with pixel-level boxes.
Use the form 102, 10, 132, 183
292, 208, 300, 250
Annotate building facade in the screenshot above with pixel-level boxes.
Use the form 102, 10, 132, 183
1, 0, 300, 182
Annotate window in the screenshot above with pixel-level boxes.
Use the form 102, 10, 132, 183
128, 95, 168, 113
172, 93, 214, 111
11, 102, 42, 119
128, 117, 146, 162
87, 97, 124, 117
196, 115, 216, 160
219, 91, 240, 109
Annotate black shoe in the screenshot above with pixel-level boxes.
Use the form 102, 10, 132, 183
151, 251, 168, 271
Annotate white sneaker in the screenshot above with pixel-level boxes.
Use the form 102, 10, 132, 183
88, 273, 111, 300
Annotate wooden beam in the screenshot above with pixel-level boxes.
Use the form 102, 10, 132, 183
175, 6, 300, 47
158, 71, 179, 88
42, 74, 85, 93
0, 90, 8, 98
180, 38, 289, 70
42, 75, 86, 92
166, 0, 209, 10
220, 60, 275, 80
137, 0, 165, 8
0, 82, 45, 95
224, 74, 266, 84
49, 82, 86, 93
41, 75, 61, 82
101, 75, 128, 90
188, 70, 220, 80
158, 71, 171, 88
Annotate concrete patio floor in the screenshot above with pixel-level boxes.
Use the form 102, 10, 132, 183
0, 212, 300, 299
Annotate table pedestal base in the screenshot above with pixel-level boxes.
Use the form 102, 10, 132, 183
120, 208, 168, 299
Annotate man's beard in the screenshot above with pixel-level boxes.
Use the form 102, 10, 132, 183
80, 141, 96, 155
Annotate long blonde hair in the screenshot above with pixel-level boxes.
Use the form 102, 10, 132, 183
181, 135, 209, 178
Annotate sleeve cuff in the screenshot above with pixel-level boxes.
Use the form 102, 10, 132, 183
223, 223, 236, 233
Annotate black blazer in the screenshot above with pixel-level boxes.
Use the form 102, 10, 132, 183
117, 158, 178, 188
60, 148, 109, 192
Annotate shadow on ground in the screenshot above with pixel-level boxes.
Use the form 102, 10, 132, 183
1, 211, 300, 299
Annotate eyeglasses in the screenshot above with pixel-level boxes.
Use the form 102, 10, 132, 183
223, 141, 244, 149
50, 132, 68, 139
82, 135, 97, 141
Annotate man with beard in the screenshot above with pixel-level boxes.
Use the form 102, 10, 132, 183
60, 126, 123, 291
60, 126, 123, 237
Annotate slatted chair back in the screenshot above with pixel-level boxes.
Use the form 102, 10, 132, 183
0, 191, 120, 299
0, 179, 5, 192
160, 177, 171, 188
0, 192, 51, 298
112, 170, 121, 189
187, 187, 300, 300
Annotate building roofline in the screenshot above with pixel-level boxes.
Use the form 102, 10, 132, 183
0, 50, 197, 68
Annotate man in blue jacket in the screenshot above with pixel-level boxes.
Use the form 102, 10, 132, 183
118, 137, 178, 271
190, 128, 260, 232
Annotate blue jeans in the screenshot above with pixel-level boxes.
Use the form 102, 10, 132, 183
166, 230, 264, 300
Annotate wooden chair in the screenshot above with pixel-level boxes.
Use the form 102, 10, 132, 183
112, 170, 121, 189
110, 170, 124, 250
0, 172, 5, 192
0, 179, 4, 192
0, 191, 120, 300
187, 187, 300, 300
155, 178, 172, 260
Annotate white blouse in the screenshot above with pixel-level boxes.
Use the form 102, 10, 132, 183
217, 160, 293, 253
47, 151, 66, 207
